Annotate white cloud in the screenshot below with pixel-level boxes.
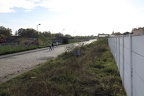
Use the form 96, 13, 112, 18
0, 0, 38, 13
0, 0, 15, 13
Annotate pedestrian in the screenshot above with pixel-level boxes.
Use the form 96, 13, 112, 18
49, 43, 52, 51
52, 42, 54, 50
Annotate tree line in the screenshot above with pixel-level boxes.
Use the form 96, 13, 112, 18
0, 26, 67, 42
0, 26, 96, 45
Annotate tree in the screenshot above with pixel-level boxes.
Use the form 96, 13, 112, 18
0, 26, 12, 42
123, 32, 130, 35
43, 31, 51, 37
0, 34, 6, 43
17, 28, 26, 36
65, 34, 72, 38
0, 26, 12, 37
62, 37, 69, 44
55, 33, 63, 38
26, 28, 37, 37
112, 32, 121, 35
17, 28, 37, 37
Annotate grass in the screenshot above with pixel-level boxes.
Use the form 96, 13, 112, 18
0, 38, 126, 96
0, 45, 37, 55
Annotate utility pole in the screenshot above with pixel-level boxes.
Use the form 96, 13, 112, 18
36, 24, 41, 48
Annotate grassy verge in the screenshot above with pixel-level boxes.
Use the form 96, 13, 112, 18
0, 45, 38, 55
0, 38, 126, 96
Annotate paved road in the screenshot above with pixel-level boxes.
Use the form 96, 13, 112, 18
0, 39, 96, 83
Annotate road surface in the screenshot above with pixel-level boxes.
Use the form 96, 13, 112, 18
0, 39, 96, 83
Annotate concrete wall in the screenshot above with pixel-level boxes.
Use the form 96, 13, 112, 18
108, 35, 144, 96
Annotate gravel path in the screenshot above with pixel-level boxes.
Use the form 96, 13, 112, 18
0, 46, 65, 83
0, 39, 96, 83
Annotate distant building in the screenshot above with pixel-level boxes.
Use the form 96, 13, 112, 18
132, 27, 144, 35
98, 34, 109, 38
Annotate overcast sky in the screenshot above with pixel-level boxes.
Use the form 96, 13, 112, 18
0, 0, 144, 36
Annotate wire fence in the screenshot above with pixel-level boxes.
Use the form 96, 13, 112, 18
108, 35, 144, 96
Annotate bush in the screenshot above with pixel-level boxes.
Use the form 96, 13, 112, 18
62, 37, 69, 44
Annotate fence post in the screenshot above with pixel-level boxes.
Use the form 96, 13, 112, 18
118, 36, 120, 71
122, 35, 124, 86
129, 34, 133, 96
116, 37, 118, 65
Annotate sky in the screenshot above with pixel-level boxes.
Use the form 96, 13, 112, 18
0, 0, 144, 36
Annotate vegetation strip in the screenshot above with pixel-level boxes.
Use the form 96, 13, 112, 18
0, 38, 126, 96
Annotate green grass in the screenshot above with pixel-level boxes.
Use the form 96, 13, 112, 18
0, 45, 38, 55
0, 38, 126, 96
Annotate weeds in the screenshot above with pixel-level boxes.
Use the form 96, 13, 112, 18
0, 38, 126, 96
